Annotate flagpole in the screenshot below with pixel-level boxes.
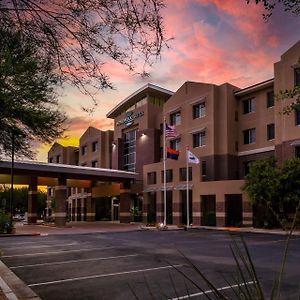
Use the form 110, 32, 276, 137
186, 146, 189, 228
163, 117, 167, 226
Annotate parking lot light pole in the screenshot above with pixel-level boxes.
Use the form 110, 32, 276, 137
10, 131, 15, 229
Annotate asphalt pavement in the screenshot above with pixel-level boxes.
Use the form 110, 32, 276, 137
1, 229, 300, 299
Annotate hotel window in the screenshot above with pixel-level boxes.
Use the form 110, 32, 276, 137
81, 145, 87, 156
295, 146, 300, 158
92, 160, 98, 168
243, 161, 251, 176
267, 123, 275, 140
170, 138, 181, 150
92, 141, 98, 152
170, 111, 181, 125
179, 167, 192, 181
56, 155, 61, 163
161, 169, 173, 183
123, 129, 137, 172
295, 68, 300, 87
193, 131, 206, 147
243, 98, 255, 114
243, 128, 256, 144
296, 109, 300, 125
159, 123, 163, 135
267, 91, 274, 108
193, 102, 206, 119
147, 172, 156, 184
201, 161, 207, 177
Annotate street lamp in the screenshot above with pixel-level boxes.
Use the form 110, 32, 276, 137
9, 131, 15, 231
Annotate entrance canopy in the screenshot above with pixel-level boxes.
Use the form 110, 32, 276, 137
0, 160, 137, 186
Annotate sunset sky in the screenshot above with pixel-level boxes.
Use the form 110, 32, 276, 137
36, 0, 300, 162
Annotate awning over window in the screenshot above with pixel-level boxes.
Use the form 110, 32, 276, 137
290, 140, 300, 146
175, 183, 193, 190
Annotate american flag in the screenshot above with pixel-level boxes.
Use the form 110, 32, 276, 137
165, 123, 176, 138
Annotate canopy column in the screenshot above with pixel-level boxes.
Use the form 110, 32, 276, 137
54, 176, 67, 227
28, 176, 38, 224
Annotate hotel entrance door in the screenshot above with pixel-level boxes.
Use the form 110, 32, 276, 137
112, 197, 120, 222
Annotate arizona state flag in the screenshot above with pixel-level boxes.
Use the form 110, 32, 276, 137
167, 147, 180, 160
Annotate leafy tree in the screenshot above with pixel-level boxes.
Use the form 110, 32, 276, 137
0, 186, 47, 217
246, 0, 300, 19
243, 157, 300, 228
243, 158, 280, 206
280, 158, 300, 205
0, 0, 168, 108
0, 28, 66, 157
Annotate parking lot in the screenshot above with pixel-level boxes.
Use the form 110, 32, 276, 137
1, 229, 300, 299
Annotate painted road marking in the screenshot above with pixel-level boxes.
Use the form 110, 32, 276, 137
170, 281, 255, 300
3, 242, 78, 250
10, 254, 139, 269
28, 264, 184, 287
2, 246, 117, 258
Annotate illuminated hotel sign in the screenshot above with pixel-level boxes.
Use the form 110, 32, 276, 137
116, 111, 144, 127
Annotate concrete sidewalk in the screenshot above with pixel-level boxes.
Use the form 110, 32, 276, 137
1, 221, 300, 237
10, 221, 143, 236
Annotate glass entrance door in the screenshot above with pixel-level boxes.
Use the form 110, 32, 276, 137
111, 197, 120, 222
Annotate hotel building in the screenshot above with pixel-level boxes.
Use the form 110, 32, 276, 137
48, 40, 300, 227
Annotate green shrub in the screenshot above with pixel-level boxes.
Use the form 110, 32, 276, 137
0, 209, 10, 233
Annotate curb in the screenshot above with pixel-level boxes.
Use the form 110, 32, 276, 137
0, 233, 41, 238
0, 261, 41, 300
140, 225, 300, 236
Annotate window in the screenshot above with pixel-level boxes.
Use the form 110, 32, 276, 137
161, 169, 173, 183
267, 123, 275, 140
243, 98, 255, 114
295, 68, 300, 87
49, 157, 53, 163
170, 138, 181, 150
159, 123, 163, 135
56, 155, 61, 163
179, 167, 192, 181
193, 131, 206, 147
160, 147, 163, 159
296, 109, 300, 125
92, 141, 98, 152
295, 146, 300, 158
170, 111, 181, 125
243, 161, 251, 176
92, 160, 98, 168
267, 91, 274, 108
123, 129, 137, 172
243, 128, 256, 144
147, 172, 156, 184
193, 102, 206, 119
201, 161, 207, 177
81, 145, 87, 156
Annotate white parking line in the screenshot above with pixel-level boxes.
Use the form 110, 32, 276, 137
10, 254, 139, 269
169, 281, 255, 300
28, 264, 183, 287
3, 242, 77, 250
1, 246, 117, 258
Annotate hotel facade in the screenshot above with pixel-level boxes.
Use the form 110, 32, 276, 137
48, 40, 300, 227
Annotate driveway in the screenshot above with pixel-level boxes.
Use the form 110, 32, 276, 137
1, 229, 300, 299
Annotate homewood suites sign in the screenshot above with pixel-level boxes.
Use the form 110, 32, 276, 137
116, 111, 144, 127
